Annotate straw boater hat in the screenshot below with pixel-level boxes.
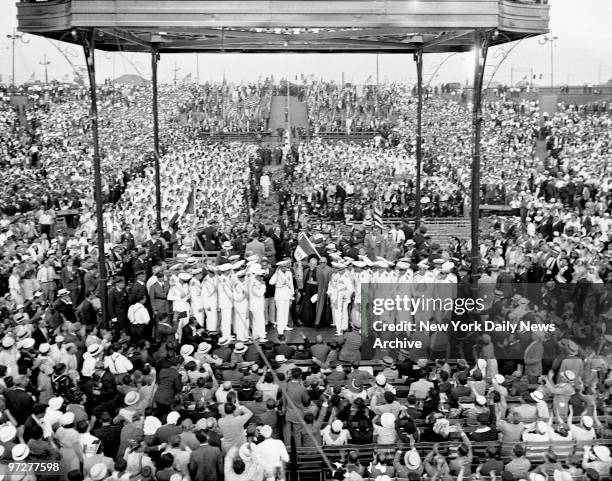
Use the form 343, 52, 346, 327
124, 391, 140, 406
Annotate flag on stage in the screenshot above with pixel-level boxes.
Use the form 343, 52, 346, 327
373, 199, 384, 230
294, 233, 319, 261
184, 185, 196, 215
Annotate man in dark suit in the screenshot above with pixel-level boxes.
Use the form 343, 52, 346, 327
212, 340, 232, 363
76, 291, 99, 326
315, 257, 332, 327
91, 411, 121, 460
121, 226, 136, 251
132, 250, 153, 280
148, 268, 170, 318
188, 431, 223, 481
310, 335, 330, 363
153, 358, 182, 420
5, 377, 34, 426
31, 319, 51, 348
61, 257, 81, 306
129, 271, 148, 307
201, 220, 220, 251
52, 289, 77, 327
274, 335, 295, 359
147, 230, 166, 264
108, 278, 129, 332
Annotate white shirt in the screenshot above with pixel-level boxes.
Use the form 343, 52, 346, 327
167, 282, 191, 313
270, 269, 294, 301
127, 302, 151, 325
104, 352, 133, 374
253, 438, 289, 473
81, 352, 99, 377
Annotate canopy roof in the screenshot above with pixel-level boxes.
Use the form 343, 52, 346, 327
18, 0, 549, 53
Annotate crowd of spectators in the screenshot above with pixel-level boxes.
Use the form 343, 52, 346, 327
304, 82, 405, 135
176, 81, 273, 134
0, 77, 611, 481
274, 95, 611, 224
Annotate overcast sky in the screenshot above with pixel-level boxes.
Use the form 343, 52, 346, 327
1, 1, 611, 86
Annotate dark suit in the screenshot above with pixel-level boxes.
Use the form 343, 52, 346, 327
32, 327, 50, 349
76, 298, 98, 325
315, 265, 332, 326
188, 444, 223, 481
5, 388, 34, 425
107, 287, 129, 329
52, 298, 77, 327
129, 281, 148, 306
153, 366, 182, 415
310, 342, 330, 363
147, 239, 166, 264
212, 346, 232, 363
60, 266, 80, 304
275, 344, 296, 359
338, 331, 362, 363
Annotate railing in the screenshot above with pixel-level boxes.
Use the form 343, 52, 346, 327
291, 439, 612, 481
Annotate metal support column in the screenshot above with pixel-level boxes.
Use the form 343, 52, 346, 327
470, 30, 490, 288
414, 48, 423, 228
82, 29, 108, 323
151, 49, 162, 231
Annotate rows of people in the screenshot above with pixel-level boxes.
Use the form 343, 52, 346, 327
177, 82, 273, 134
1, 76, 612, 481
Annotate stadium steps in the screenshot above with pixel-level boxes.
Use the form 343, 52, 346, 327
268, 96, 289, 134
289, 96, 309, 129
419, 218, 471, 248
268, 95, 309, 136
535, 139, 548, 162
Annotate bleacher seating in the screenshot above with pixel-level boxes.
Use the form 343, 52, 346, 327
288, 439, 612, 481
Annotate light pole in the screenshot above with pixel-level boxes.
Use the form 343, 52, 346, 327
6, 28, 30, 88
173, 62, 180, 84
39, 54, 51, 84
538, 31, 558, 88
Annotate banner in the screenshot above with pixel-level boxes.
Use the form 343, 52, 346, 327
294, 233, 319, 261
184, 185, 196, 215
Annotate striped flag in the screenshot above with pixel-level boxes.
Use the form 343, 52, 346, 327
373, 198, 384, 230
184, 185, 196, 215
294, 233, 320, 261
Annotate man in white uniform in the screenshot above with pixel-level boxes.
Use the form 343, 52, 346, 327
328, 262, 354, 335
189, 268, 204, 327
217, 263, 234, 340
200, 266, 219, 332
232, 270, 249, 341
249, 265, 267, 341
269, 260, 294, 336
260, 173, 271, 199
167, 272, 192, 341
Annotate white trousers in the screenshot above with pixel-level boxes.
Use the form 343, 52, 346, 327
234, 305, 249, 341
332, 301, 350, 334
251, 308, 267, 340
205, 307, 218, 332
275, 299, 290, 335
192, 302, 204, 327
220, 308, 233, 340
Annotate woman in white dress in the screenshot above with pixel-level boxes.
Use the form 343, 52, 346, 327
9, 266, 24, 305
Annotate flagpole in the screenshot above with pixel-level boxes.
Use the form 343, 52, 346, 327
196, 54, 200, 84
287, 76, 291, 145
